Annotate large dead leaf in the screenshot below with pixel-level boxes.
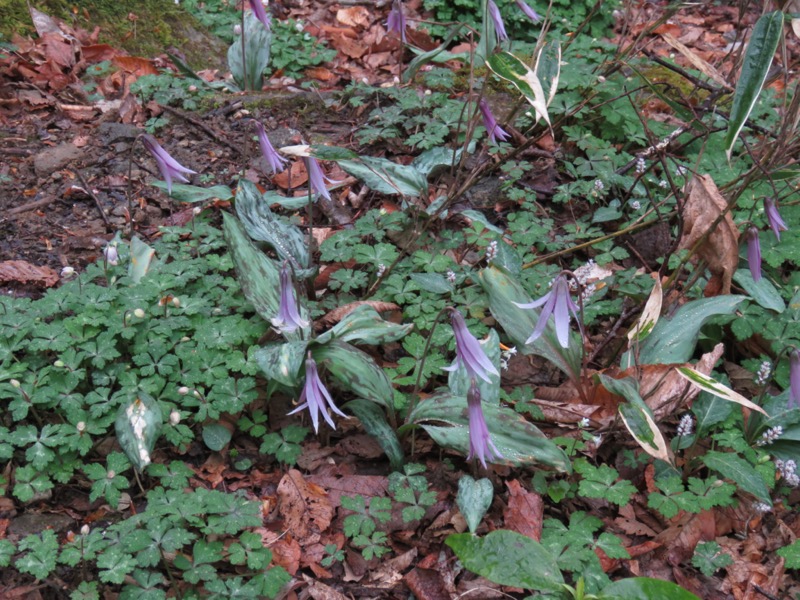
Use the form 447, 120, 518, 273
0, 261, 59, 287
503, 479, 543, 541
336, 7, 371, 28
678, 174, 739, 295
277, 469, 333, 545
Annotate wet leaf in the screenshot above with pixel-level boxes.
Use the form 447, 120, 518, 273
345, 399, 403, 470
115, 392, 162, 470
599, 577, 701, 600
254, 341, 307, 388
457, 476, 494, 534
315, 304, 412, 345
129, 236, 155, 284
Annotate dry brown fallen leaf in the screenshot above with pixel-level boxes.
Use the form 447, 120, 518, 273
503, 479, 543, 541
316, 300, 401, 328
0, 260, 59, 287
277, 469, 334, 545
678, 174, 739, 296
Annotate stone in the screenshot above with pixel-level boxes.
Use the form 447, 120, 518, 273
33, 143, 84, 177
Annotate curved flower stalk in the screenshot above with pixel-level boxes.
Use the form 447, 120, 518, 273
764, 197, 788, 241
288, 354, 347, 433
487, 0, 508, 42
479, 100, 511, 145
141, 134, 197, 195
271, 262, 309, 334
248, 0, 271, 30
444, 308, 499, 384
254, 121, 287, 174
790, 350, 800, 409
746, 226, 762, 282
386, 0, 407, 43
515, 274, 580, 348
467, 382, 502, 468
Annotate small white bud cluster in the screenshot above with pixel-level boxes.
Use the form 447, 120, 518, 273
755, 361, 772, 385
500, 346, 517, 371
675, 165, 688, 177
635, 156, 646, 174
376, 264, 386, 278
776, 458, 800, 487
676, 413, 694, 437
752, 501, 772, 514
658, 180, 669, 189
485, 240, 498, 263
446, 270, 456, 284
579, 417, 590, 428
756, 425, 783, 447
593, 179, 604, 191
630, 200, 641, 211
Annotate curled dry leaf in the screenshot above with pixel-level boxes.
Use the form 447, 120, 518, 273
678, 174, 739, 295
0, 261, 59, 287
277, 469, 334, 545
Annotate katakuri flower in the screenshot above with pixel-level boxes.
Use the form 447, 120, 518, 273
790, 349, 800, 409
386, 0, 407, 43
515, 274, 580, 348
288, 354, 347, 433
254, 121, 287, 174
467, 382, 502, 468
104, 243, 119, 266
248, 0, 271, 30
515, 0, 541, 23
443, 308, 499, 384
479, 99, 511, 145
764, 197, 788, 241
141, 134, 197, 195
487, 0, 508, 42
271, 262, 309, 334
746, 226, 762, 282
304, 156, 333, 201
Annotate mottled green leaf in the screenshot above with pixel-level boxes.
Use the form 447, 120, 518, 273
456, 476, 493, 534
338, 155, 428, 197
733, 268, 785, 312
345, 399, 402, 469
599, 578, 701, 600
228, 12, 271, 90
115, 392, 163, 470
487, 51, 550, 124
315, 304, 413, 345
151, 182, 233, 203
702, 450, 771, 504
202, 423, 232, 452
254, 341, 307, 388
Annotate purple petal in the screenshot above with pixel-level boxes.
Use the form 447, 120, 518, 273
478, 99, 511, 145
790, 350, 800, 408
254, 121, 287, 174
248, 0, 271, 30
488, 0, 508, 42
747, 227, 762, 282
515, 0, 541, 23
524, 292, 555, 345
304, 157, 332, 201
449, 309, 499, 383
765, 197, 788, 241
467, 383, 502, 468
386, 0, 407, 43
142, 134, 197, 195
289, 355, 346, 433
553, 287, 570, 348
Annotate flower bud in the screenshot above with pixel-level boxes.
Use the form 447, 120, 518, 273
80, 525, 90, 536
61, 266, 76, 278
104, 244, 119, 266
76, 421, 86, 432
10, 379, 20, 388
170, 410, 181, 425
107, 470, 116, 479
133, 308, 146, 319
178, 386, 190, 395
171, 297, 181, 307
54, 360, 65, 368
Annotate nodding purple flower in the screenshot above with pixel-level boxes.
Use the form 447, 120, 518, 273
515, 274, 580, 348
271, 262, 309, 334
479, 99, 511, 145
790, 350, 800, 408
248, 0, 271, 30
288, 354, 347, 433
254, 121, 287, 174
515, 0, 541, 23
764, 197, 788, 241
746, 226, 762, 282
304, 156, 334, 201
387, 0, 407, 43
467, 382, 502, 468
104, 243, 119, 266
444, 308, 499, 384
141, 134, 197, 195
488, 0, 508, 42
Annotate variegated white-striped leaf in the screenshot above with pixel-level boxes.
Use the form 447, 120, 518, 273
676, 367, 767, 415
628, 277, 663, 342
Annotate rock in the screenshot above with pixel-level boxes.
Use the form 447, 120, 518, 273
96, 122, 141, 145
33, 143, 84, 178
8, 512, 74, 538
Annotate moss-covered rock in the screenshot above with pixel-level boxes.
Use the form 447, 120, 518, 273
0, 0, 227, 68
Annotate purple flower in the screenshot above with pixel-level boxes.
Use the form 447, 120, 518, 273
515, 0, 541, 23
141, 134, 197, 195
467, 382, 502, 468
764, 197, 788, 241
288, 354, 347, 433
443, 309, 499, 384
104, 243, 119, 266
479, 99, 511, 145
387, 0, 407, 43
515, 274, 580, 348
488, 0, 508, 42
254, 121, 287, 174
790, 350, 800, 408
304, 156, 333, 201
746, 226, 762, 282
248, 0, 271, 30
271, 262, 309, 334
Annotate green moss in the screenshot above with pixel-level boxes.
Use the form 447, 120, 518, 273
0, 0, 227, 68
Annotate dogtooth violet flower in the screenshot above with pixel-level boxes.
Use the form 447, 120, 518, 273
248, 0, 271, 30
104, 243, 119, 266
254, 121, 287, 174
386, 0, 407, 43
271, 262, 309, 334
304, 156, 334, 201
764, 197, 788, 241
746, 226, 762, 282
467, 381, 502, 468
515, 0, 541, 23
288, 353, 347, 433
791, 350, 800, 409
488, 0, 508, 42
141, 134, 197, 195
515, 274, 580, 348
444, 308, 499, 384
479, 99, 511, 145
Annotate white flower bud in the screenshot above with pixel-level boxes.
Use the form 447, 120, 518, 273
171, 297, 181, 307
107, 470, 116, 479
104, 244, 119, 266
169, 410, 181, 425
178, 386, 190, 395
80, 524, 90, 536
54, 360, 65, 368
133, 308, 146, 319
10, 379, 20, 388
76, 421, 86, 432
61, 266, 76, 278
